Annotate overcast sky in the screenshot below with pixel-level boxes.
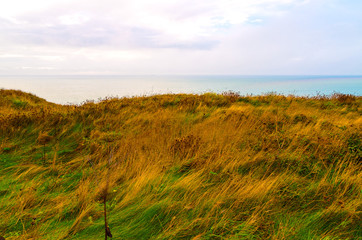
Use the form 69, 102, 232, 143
0, 0, 361, 75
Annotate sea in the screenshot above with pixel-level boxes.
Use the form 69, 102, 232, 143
0, 75, 361, 105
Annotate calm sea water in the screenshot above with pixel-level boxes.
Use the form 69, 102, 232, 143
0, 75, 361, 104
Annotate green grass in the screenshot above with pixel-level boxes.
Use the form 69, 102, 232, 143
0, 90, 360, 239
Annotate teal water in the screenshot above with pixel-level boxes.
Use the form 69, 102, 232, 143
0, 75, 361, 104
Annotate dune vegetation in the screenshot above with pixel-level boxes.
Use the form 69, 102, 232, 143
0, 89, 361, 240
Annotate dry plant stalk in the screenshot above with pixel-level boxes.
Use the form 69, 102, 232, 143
37, 131, 53, 163
104, 149, 113, 239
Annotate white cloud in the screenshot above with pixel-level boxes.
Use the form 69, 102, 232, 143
0, 0, 361, 75
72, 48, 149, 61
35, 55, 65, 61
0, 54, 26, 58
2, 0, 307, 44
58, 14, 90, 25
0, 0, 75, 18
20, 66, 56, 70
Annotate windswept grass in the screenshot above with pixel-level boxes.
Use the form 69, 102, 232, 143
0, 89, 361, 239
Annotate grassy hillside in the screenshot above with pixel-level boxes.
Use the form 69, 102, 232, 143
0, 89, 361, 240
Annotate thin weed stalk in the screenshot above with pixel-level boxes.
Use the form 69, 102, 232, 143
104, 149, 113, 239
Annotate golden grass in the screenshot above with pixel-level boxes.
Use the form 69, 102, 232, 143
0, 90, 360, 239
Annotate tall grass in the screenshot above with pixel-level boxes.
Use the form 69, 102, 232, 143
0, 89, 360, 239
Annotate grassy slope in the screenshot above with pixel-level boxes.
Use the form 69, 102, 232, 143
0, 89, 361, 240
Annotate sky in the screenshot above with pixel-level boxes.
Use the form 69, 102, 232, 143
0, 0, 361, 75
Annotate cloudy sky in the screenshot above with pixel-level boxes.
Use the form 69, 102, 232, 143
0, 0, 361, 75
